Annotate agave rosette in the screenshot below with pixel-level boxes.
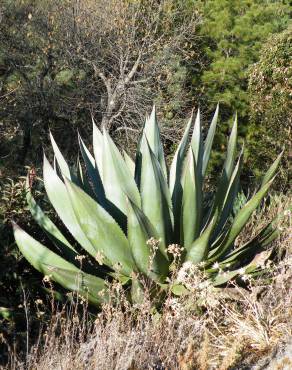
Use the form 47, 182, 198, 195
14, 106, 282, 305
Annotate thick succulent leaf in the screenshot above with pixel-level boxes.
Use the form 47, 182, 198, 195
134, 121, 146, 189
211, 149, 244, 241
13, 222, 78, 272
190, 109, 203, 183
43, 154, 97, 257
181, 148, 203, 249
13, 223, 107, 305
143, 106, 167, 178
261, 150, 283, 187
79, 134, 105, 202
202, 104, 219, 177
47, 267, 108, 306
65, 178, 136, 276
131, 276, 145, 304
221, 216, 280, 266
92, 121, 104, 182
213, 249, 273, 286
123, 150, 135, 178
76, 158, 96, 199
207, 179, 275, 264
127, 199, 169, 282
102, 129, 141, 215
25, 176, 77, 259
171, 284, 189, 296
140, 136, 173, 252
169, 114, 193, 240
186, 209, 218, 263
50, 131, 72, 180
223, 114, 238, 181
212, 270, 240, 286
169, 114, 193, 196
221, 232, 277, 269
206, 115, 238, 224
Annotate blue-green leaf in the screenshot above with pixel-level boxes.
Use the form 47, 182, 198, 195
127, 199, 169, 282
65, 178, 136, 276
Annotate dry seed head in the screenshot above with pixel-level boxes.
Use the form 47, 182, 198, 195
146, 237, 161, 250
43, 275, 52, 282
167, 244, 184, 258
212, 262, 220, 270
75, 255, 86, 262
95, 251, 105, 265
98, 289, 106, 297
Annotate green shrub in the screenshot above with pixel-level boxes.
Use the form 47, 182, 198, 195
247, 26, 292, 188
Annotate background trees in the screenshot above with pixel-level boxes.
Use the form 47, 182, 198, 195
190, 0, 290, 177
0, 0, 202, 168
247, 26, 292, 188
0, 0, 290, 186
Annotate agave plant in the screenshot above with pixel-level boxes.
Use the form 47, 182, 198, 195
13, 106, 282, 305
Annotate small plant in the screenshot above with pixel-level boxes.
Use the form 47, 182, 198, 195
13, 106, 283, 305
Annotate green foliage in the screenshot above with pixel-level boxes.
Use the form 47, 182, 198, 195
196, 0, 290, 119
189, 0, 290, 178
14, 106, 281, 306
247, 26, 292, 187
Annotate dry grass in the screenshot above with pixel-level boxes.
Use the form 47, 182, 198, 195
3, 194, 292, 370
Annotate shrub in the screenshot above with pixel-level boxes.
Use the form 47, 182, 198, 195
247, 26, 292, 188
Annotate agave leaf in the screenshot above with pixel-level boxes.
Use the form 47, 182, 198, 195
13, 221, 77, 272
92, 122, 104, 182
140, 136, 173, 252
190, 109, 203, 183
25, 176, 77, 258
220, 232, 277, 270
127, 198, 169, 282
134, 120, 146, 189
223, 114, 238, 181
169, 114, 193, 241
13, 223, 106, 305
76, 158, 96, 199
261, 150, 283, 187
207, 178, 275, 264
50, 131, 72, 180
211, 148, 244, 241
123, 150, 135, 177
79, 133, 105, 202
202, 104, 219, 177
131, 276, 145, 304
64, 178, 136, 276
26, 176, 101, 275
169, 113, 193, 196
43, 154, 97, 257
212, 270, 240, 286
181, 148, 203, 249
186, 209, 218, 263
220, 219, 280, 267
143, 106, 167, 178
46, 267, 108, 306
206, 115, 238, 224
171, 284, 189, 296
102, 129, 141, 215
